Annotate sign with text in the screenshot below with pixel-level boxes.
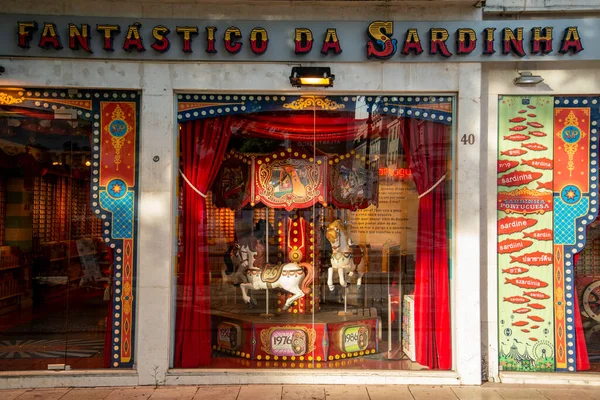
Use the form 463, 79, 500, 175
0, 14, 595, 62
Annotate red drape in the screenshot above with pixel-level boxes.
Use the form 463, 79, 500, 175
175, 117, 232, 367
572, 253, 590, 371
399, 118, 452, 370
233, 113, 367, 142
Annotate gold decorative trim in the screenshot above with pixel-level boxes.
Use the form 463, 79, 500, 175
283, 96, 345, 111
500, 187, 549, 197
0, 93, 24, 105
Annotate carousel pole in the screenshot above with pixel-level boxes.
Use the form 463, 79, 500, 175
261, 207, 274, 318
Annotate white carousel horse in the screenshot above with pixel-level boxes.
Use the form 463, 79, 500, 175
237, 244, 314, 311
324, 220, 368, 291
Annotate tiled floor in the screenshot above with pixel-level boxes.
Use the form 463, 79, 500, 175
3, 384, 600, 400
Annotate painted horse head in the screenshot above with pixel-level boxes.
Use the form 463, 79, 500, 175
325, 220, 349, 251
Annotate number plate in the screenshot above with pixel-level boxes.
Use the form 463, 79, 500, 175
269, 329, 307, 356
340, 325, 369, 353
217, 322, 241, 350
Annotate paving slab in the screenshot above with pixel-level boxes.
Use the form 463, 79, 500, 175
104, 387, 156, 400
192, 385, 241, 400
537, 388, 596, 400
14, 388, 71, 400
238, 385, 282, 400
451, 387, 504, 400
578, 389, 600, 400
61, 388, 116, 400
0, 389, 28, 400
409, 386, 458, 400
282, 385, 326, 400
324, 385, 370, 400
150, 386, 199, 399
367, 385, 414, 400
491, 387, 547, 400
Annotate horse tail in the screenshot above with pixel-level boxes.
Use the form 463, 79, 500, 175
359, 244, 368, 273
299, 262, 314, 295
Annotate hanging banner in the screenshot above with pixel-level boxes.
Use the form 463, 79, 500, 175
498, 96, 555, 372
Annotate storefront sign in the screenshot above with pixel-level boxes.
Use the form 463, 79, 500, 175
0, 15, 596, 62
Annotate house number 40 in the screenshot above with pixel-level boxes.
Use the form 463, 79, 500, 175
460, 134, 476, 145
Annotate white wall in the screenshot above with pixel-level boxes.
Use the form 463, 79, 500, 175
483, 61, 600, 383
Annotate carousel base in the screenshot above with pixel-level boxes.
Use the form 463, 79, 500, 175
211, 306, 381, 363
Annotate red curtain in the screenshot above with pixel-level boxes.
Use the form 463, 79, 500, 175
399, 118, 452, 370
232, 113, 367, 142
572, 253, 590, 371
175, 117, 232, 367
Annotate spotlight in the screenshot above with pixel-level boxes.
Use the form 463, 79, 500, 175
514, 71, 544, 85
289, 67, 334, 88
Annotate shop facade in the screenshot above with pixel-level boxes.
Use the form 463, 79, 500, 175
0, 0, 597, 389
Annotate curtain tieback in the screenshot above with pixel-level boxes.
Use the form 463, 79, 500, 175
179, 169, 207, 198
418, 173, 447, 199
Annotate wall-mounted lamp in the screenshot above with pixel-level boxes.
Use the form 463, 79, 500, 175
289, 67, 334, 88
514, 71, 544, 85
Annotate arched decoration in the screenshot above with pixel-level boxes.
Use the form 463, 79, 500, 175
177, 94, 453, 125
0, 87, 139, 368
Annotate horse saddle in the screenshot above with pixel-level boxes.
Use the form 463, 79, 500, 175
261, 263, 284, 284
350, 245, 363, 265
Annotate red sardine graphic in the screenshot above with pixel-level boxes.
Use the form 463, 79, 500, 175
523, 229, 553, 241
529, 303, 546, 309
524, 291, 550, 300
527, 105, 536, 109
521, 329, 530, 333
522, 143, 548, 151
498, 171, 543, 187
512, 321, 529, 327
513, 308, 531, 314
527, 315, 544, 322
501, 148, 528, 157
498, 216, 538, 235
530, 325, 540, 329
505, 134, 530, 141
498, 160, 519, 173
510, 251, 552, 266
528, 114, 537, 117
528, 121, 544, 128
529, 337, 538, 341
510, 117, 527, 123
529, 131, 547, 137
521, 158, 552, 170
502, 266, 530, 275
498, 239, 533, 254
503, 296, 531, 304
505, 276, 548, 289
536, 181, 553, 190
509, 125, 528, 132
518, 109, 527, 113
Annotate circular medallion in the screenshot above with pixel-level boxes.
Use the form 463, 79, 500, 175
561, 185, 581, 204
289, 249, 302, 262
583, 280, 600, 322
108, 179, 127, 199
109, 119, 129, 137
562, 125, 581, 143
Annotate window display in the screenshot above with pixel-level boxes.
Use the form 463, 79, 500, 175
174, 94, 454, 370
0, 88, 139, 370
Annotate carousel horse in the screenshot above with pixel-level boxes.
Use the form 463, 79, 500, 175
237, 244, 314, 311
325, 220, 368, 291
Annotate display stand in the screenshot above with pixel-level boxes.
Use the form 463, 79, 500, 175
260, 207, 274, 318
338, 287, 352, 316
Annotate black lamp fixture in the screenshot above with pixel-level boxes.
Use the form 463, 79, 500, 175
514, 71, 544, 85
289, 66, 334, 88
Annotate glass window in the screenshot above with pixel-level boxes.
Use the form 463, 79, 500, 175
174, 94, 454, 371
0, 88, 139, 370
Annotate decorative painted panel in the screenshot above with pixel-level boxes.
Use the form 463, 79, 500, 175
498, 95, 600, 373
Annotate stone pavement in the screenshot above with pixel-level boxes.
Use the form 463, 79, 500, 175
2, 384, 600, 400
